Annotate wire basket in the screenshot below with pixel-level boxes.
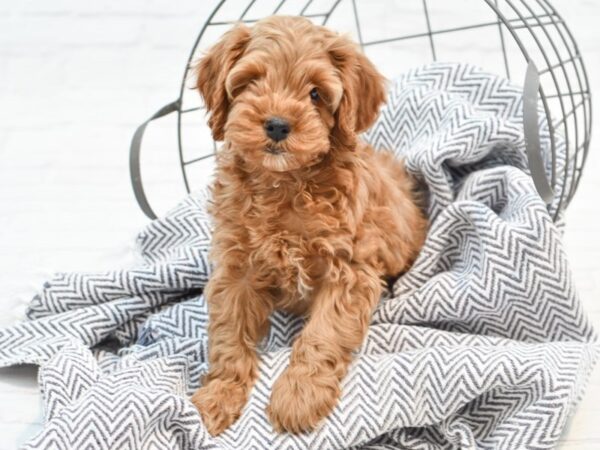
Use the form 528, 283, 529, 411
130, 0, 592, 221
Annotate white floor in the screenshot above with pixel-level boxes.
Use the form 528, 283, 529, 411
0, 0, 599, 448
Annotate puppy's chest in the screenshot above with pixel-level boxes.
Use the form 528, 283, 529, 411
247, 205, 314, 262
245, 197, 340, 292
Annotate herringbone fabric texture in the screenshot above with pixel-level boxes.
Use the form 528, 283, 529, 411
1, 63, 597, 449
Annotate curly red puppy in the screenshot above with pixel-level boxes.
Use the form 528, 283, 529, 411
191, 16, 427, 435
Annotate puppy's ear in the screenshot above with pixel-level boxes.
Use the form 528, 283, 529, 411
351, 50, 387, 132
328, 34, 386, 148
196, 24, 251, 141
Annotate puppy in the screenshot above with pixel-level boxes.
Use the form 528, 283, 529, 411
191, 16, 427, 435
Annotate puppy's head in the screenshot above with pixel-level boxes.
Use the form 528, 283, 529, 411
196, 16, 386, 173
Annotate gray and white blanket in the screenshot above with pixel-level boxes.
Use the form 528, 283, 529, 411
1, 62, 598, 449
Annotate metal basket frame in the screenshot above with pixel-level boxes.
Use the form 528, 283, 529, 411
130, 0, 592, 221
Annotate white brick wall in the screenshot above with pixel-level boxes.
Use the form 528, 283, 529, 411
0, 0, 599, 448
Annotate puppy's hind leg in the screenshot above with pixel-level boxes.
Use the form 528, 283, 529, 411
192, 266, 273, 436
267, 262, 382, 433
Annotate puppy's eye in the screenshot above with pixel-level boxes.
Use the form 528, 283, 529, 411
310, 87, 320, 103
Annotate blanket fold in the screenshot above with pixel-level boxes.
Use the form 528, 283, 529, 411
1, 62, 597, 450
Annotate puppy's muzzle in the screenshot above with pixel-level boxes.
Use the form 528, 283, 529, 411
264, 117, 290, 142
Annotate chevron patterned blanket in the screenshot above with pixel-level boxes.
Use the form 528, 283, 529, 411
1, 63, 598, 449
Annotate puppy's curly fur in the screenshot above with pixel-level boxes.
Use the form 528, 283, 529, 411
191, 16, 428, 435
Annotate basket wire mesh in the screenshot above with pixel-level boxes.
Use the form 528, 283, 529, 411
131, 0, 592, 221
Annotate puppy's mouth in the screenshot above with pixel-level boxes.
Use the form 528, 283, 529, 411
265, 144, 284, 155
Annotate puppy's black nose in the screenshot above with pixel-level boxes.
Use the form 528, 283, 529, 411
264, 117, 290, 142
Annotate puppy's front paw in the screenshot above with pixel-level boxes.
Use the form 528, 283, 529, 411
267, 365, 340, 434
191, 379, 249, 436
